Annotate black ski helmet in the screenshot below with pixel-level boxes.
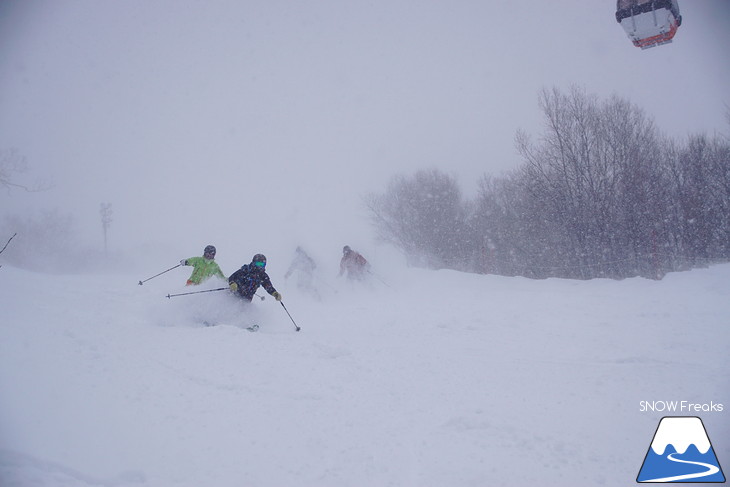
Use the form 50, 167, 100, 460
343, 245, 351, 254
204, 245, 216, 256
252, 253, 267, 265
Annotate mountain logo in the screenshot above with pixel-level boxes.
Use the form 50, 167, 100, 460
637, 416, 726, 483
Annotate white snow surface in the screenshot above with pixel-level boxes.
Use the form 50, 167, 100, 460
1, 261, 728, 486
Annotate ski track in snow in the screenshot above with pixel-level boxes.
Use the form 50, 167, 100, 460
0, 263, 728, 487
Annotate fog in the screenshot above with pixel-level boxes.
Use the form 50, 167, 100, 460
1, 1, 729, 272
1, 3, 729, 485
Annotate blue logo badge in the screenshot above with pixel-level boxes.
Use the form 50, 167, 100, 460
637, 416, 725, 483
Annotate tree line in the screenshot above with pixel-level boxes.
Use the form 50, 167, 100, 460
367, 86, 730, 280
1, 149, 116, 272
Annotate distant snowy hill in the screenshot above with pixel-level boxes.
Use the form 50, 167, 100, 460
1, 262, 728, 486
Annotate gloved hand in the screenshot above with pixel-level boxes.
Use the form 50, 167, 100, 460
272, 291, 282, 302
180, 259, 188, 266
229, 282, 238, 292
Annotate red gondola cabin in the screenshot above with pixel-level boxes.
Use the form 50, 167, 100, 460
616, 0, 682, 49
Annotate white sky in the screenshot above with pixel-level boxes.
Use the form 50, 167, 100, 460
1, 1, 729, 262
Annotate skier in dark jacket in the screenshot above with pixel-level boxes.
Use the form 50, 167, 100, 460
228, 253, 282, 302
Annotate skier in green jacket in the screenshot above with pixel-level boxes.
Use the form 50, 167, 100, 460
181, 245, 226, 285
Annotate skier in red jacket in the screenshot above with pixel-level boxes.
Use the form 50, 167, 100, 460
338, 245, 370, 281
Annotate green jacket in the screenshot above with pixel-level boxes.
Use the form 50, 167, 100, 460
184, 256, 225, 285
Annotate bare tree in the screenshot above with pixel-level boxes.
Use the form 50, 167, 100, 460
0, 148, 50, 193
666, 134, 730, 262
368, 87, 729, 279
367, 169, 470, 269
508, 86, 663, 278
475, 86, 729, 279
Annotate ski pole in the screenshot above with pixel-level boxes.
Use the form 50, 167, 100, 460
0, 232, 16, 269
279, 301, 301, 332
0, 232, 16, 256
368, 269, 391, 288
139, 264, 181, 285
166, 287, 228, 299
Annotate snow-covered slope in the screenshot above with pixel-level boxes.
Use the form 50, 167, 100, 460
1, 262, 728, 486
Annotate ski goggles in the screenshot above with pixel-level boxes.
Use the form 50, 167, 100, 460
254, 261, 266, 268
